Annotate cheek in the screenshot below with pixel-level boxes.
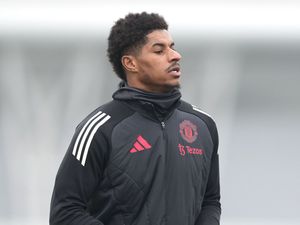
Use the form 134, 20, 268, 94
140, 61, 157, 74
138, 57, 166, 76
148, 61, 165, 73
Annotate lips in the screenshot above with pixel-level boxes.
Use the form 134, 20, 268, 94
167, 63, 180, 73
167, 63, 181, 76
168, 66, 180, 73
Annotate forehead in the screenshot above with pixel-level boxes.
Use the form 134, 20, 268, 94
145, 29, 174, 47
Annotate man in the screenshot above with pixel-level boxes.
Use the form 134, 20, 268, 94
50, 12, 221, 225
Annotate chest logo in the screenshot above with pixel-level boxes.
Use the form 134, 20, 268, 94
179, 120, 198, 143
178, 144, 204, 156
130, 135, 152, 153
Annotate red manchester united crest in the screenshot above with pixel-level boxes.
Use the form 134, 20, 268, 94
179, 120, 198, 143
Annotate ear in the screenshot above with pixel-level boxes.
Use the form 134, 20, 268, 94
121, 55, 138, 73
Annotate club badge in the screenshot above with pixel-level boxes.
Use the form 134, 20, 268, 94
179, 120, 198, 143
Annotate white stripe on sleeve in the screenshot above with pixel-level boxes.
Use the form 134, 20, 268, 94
72, 111, 103, 156
81, 115, 111, 166
76, 113, 106, 161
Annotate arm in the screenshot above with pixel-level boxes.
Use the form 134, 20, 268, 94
195, 151, 221, 225
50, 125, 109, 225
195, 120, 221, 225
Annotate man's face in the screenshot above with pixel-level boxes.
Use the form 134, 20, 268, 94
131, 29, 182, 93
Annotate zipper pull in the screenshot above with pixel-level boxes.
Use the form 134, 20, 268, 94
161, 121, 165, 129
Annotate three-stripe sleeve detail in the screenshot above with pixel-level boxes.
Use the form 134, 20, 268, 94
72, 111, 111, 166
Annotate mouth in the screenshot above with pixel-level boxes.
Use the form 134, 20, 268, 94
167, 64, 181, 77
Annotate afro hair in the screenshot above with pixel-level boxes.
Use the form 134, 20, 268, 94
107, 12, 168, 80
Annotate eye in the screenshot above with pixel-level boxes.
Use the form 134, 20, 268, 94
154, 50, 163, 54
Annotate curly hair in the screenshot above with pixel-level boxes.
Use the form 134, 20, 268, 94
107, 12, 168, 80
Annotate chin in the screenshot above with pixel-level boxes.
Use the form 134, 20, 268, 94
163, 82, 181, 92
170, 80, 181, 89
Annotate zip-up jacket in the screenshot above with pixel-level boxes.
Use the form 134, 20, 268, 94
50, 87, 221, 225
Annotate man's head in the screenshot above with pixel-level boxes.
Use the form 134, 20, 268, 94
107, 12, 182, 93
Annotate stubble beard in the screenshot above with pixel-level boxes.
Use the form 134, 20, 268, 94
141, 72, 181, 93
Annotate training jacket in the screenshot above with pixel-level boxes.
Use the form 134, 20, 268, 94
50, 86, 221, 225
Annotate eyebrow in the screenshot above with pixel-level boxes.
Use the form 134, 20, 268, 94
151, 42, 175, 48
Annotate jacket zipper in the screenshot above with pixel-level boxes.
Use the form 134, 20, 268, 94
149, 103, 166, 131
160, 121, 167, 140
149, 103, 166, 136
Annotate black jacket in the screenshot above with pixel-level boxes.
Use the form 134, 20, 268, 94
50, 87, 221, 225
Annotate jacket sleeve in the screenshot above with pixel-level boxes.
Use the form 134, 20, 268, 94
195, 121, 221, 225
49, 125, 109, 225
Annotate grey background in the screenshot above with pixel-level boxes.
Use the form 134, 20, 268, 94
0, 1, 299, 225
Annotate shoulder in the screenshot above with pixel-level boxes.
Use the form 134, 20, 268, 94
75, 100, 135, 137
178, 100, 217, 127
71, 100, 135, 166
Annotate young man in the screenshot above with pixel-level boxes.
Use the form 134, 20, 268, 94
50, 12, 221, 225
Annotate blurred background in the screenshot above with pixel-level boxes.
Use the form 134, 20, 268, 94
0, 1, 299, 225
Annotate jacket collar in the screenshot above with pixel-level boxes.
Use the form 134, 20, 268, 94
112, 84, 181, 121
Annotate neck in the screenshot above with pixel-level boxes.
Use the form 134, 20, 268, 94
126, 81, 178, 94
112, 85, 182, 121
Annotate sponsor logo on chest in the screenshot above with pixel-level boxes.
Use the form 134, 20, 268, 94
178, 120, 204, 157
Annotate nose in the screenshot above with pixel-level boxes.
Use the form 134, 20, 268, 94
169, 48, 181, 62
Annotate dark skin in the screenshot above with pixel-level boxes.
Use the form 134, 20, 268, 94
121, 29, 182, 93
